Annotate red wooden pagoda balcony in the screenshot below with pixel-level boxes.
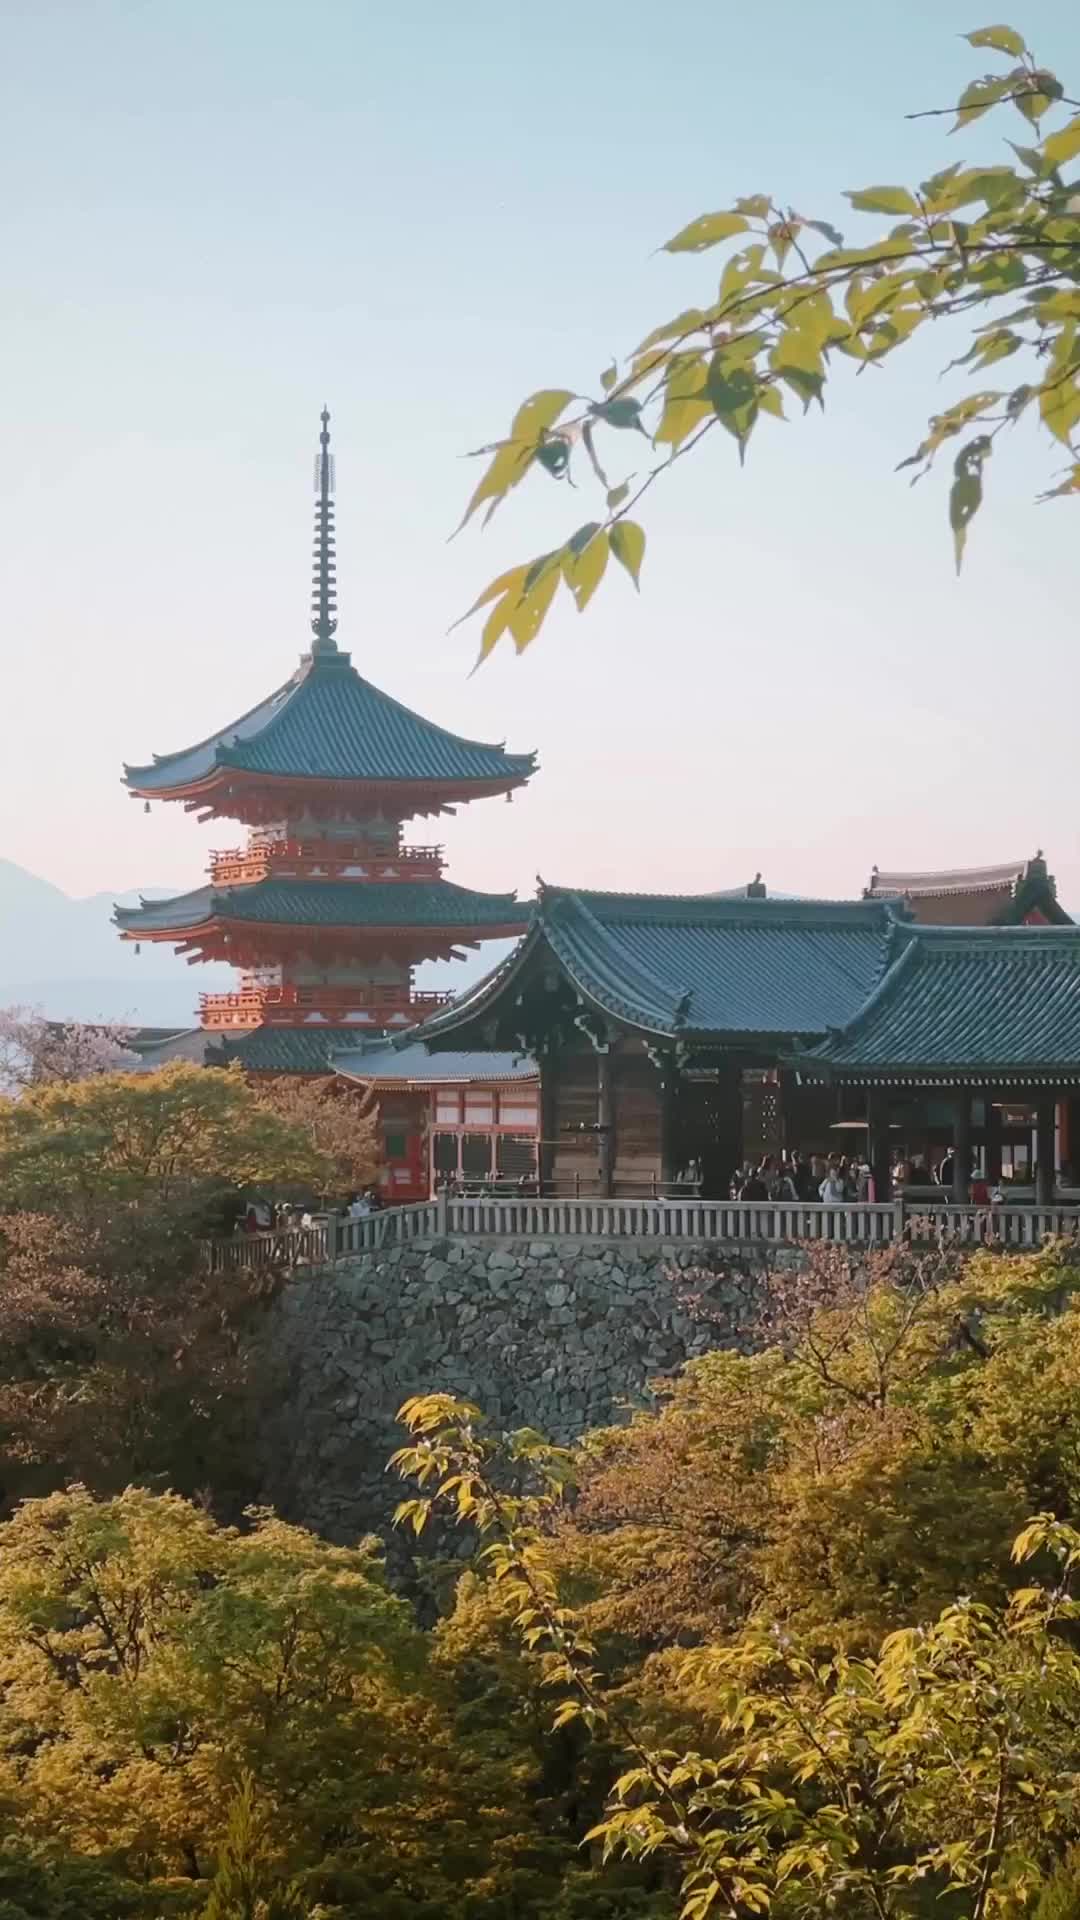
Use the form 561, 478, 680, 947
199, 983, 455, 1031
208, 838, 445, 886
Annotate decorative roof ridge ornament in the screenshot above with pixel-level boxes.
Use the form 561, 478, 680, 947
309, 405, 339, 658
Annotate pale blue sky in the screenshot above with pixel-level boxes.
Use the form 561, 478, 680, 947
2, 0, 1079, 918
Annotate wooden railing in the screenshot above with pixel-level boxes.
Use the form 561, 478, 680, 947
208, 1202, 441, 1271
209, 838, 444, 885
199, 984, 454, 1030
206, 1198, 1080, 1272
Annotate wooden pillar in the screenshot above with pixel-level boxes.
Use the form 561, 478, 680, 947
985, 1095, 1002, 1185
953, 1092, 971, 1204
659, 1067, 677, 1193
539, 1057, 558, 1195
597, 1050, 614, 1197
1036, 1095, 1056, 1205
867, 1090, 892, 1201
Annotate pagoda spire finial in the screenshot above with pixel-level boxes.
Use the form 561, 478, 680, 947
310, 404, 338, 655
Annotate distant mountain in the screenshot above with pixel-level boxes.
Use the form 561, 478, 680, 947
0, 858, 232, 1026
0, 860, 514, 1029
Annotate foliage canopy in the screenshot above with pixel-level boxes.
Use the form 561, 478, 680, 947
453, 26, 1080, 662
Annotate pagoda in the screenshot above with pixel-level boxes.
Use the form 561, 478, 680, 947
115, 409, 536, 1071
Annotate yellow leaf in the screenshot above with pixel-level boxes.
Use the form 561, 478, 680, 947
449, 564, 530, 633
562, 530, 610, 612
610, 520, 646, 590
455, 440, 536, 534
508, 567, 561, 653
1044, 115, 1080, 171
509, 388, 575, 442
663, 210, 750, 254
474, 590, 519, 669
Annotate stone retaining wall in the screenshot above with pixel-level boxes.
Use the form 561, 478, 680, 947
262, 1235, 783, 1541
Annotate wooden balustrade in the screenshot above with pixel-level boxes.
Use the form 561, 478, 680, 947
208, 838, 444, 885
199, 983, 454, 1030
205, 1197, 1080, 1273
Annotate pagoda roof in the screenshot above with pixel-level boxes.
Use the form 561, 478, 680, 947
114, 878, 526, 939
123, 649, 537, 800
792, 925, 1080, 1085
331, 1039, 538, 1086
417, 886, 905, 1046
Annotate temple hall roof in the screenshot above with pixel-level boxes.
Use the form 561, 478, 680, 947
417, 887, 906, 1046
793, 925, 1080, 1085
214, 1026, 361, 1074
864, 854, 1070, 927
331, 1039, 538, 1086
114, 878, 526, 939
123, 650, 537, 800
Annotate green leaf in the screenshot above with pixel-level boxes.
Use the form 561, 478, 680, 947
1040, 375, 1080, 447
759, 384, 787, 419
770, 332, 825, 408
1015, 70, 1065, 126
716, 244, 772, 308
562, 528, 609, 612
846, 185, 920, 216
600, 362, 618, 393
606, 481, 631, 509
733, 194, 771, 219
706, 351, 759, 458
953, 73, 1015, 130
663, 210, 751, 254
806, 218, 844, 249
590, 397, 646, 431
653, 353, 711, 448
535, 436, 571, 479
964, 25, 1027, 57
633, 307, 707, 357
1043, 115, 1080, 171
949, 435, 992, 573
523, 550, 561, 591
609, 520, 645, 590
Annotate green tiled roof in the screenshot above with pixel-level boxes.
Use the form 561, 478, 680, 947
124, 651, 537, 795
795, 926, 1080, 1082
331, 1040, 538, 1083
215, 1027, 361, 1073
418, 887, 904, 1044
114, 879, 526, 937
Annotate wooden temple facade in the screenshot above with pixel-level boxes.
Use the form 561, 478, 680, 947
417, 877, 1080, 1203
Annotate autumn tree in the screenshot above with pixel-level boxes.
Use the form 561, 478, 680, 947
0, 1064, 350, 1516
0, 1060, 338, 1220
543, 1239, 1080, 1652
0, 1208, 285, 1515
394, 1396, 1080, 1920
0, 1484, 645, 1919
252, 1074, 379, 1200
452, 24, 1080, 661
0, 1003, 136, 1093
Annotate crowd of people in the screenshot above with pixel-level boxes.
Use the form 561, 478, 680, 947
238, 1189, 383, 1234
730, 1149, 1005, 1205
730, 1151, 871, 1203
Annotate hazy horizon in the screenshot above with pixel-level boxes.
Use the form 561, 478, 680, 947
3, 1, 1079, 916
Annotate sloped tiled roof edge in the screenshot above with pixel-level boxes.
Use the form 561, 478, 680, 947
417, 887, 907, 1046
124, 653, 536, 793
792, 925, 1080, 1080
